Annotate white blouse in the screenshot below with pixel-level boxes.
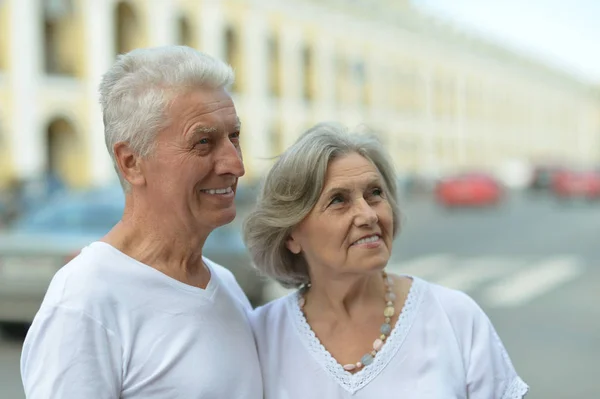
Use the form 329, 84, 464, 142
250, 276, 529, 398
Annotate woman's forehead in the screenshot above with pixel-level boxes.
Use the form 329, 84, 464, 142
324, 154, 381, 183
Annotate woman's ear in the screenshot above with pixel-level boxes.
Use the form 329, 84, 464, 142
285, 235, 302, 254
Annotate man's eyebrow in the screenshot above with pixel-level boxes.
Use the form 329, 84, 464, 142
192, 126, 219, 136
192, 119, 241, 136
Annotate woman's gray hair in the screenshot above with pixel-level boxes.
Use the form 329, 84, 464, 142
99, 45, 234, 190
243, 122, 401, 289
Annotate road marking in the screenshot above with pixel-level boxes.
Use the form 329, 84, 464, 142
388, 254, 454, 279
481, 256, 585, 308
435, 257, 523, 292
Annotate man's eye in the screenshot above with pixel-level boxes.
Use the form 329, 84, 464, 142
372, 188, 383, 196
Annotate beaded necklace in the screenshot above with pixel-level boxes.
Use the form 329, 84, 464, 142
298, 271, 396, 372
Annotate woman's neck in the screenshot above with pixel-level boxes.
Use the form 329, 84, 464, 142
303, 270, 387, 322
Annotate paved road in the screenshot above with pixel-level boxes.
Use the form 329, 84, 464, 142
392, 192, 600, 399
0, 329, 24, 399
2, 191, 599, 398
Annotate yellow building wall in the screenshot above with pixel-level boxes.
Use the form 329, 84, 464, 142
0, 0, 598, 189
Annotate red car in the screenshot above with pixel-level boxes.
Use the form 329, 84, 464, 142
435, 173, 503, 207
551, 169, 600, 200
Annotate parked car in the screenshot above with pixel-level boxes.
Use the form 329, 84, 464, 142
528, 164, 564, 193
0, 187, 266, 326
435, 173, 503, 208
550, 168, 600, 201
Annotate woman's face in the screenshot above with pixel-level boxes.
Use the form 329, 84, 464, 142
286, 152, 394, 280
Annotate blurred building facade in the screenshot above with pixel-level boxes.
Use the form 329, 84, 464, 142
0, 0, 599, 189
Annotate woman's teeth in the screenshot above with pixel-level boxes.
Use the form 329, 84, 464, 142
353, 235, 379, 245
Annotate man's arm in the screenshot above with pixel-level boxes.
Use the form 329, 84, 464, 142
21, 305, 122, 398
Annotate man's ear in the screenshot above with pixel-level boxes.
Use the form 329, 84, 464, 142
113, 142, 146, 187
285, 234, 302, 254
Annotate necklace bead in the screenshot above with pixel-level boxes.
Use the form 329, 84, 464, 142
299, 270, 396, 372
361, 353, 374, 366
373, 338, 384, 351
380, 323, 392, 335
384, 306, 395, 317
298, 297, 306, 308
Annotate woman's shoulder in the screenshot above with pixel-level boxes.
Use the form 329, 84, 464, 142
412, 276, 487, 323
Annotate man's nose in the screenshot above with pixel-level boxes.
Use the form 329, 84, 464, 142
215, 140, 245, 177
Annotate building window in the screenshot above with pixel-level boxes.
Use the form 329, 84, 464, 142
43, 0, 75, 75
269, 124, 283, 156
224, 26, 242, 93
115, 2, 140, 56
302, 45, 314, 101
46, 117, 79, 186
351, 60, 367, 106
335, 55, 348, 105
268, 35, 281, 97
177, 16, 195, 48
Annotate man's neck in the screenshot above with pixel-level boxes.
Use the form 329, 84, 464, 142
102, 216, 212, 289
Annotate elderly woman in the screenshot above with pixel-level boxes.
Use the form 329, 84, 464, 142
243, 122, 528, 398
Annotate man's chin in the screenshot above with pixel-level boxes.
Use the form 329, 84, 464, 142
211, 208, 237, 228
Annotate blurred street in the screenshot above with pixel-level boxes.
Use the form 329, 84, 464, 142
390, 192, 600, 399
2, 191, 599, 398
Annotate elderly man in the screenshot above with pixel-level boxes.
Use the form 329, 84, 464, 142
20, 46, 263, 398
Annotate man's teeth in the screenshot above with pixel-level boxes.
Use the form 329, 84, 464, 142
202, 187, 233, 195
353, 235, 379, 245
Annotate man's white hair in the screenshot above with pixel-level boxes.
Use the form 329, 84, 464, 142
99, 45, 234, 190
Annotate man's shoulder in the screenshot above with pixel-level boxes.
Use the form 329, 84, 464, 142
204, 257, 236, 283
204, 257, 253, 309
42, 242, 131, 310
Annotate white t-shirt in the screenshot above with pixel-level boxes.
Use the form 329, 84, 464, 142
251, 276, 529, 399
21, 241, 263, 399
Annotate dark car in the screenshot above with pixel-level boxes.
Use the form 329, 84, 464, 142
0, 187, 265, 325
528, 164, 564, 192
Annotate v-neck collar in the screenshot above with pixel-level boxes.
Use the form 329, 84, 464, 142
286, 276, 425, 394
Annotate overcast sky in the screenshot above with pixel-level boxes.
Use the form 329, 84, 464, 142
412, 0, 600, 84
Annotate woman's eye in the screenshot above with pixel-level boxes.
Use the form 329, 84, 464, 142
329, 196, 344, 205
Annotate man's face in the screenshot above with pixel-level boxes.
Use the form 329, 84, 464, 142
140, 87, 244, 233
